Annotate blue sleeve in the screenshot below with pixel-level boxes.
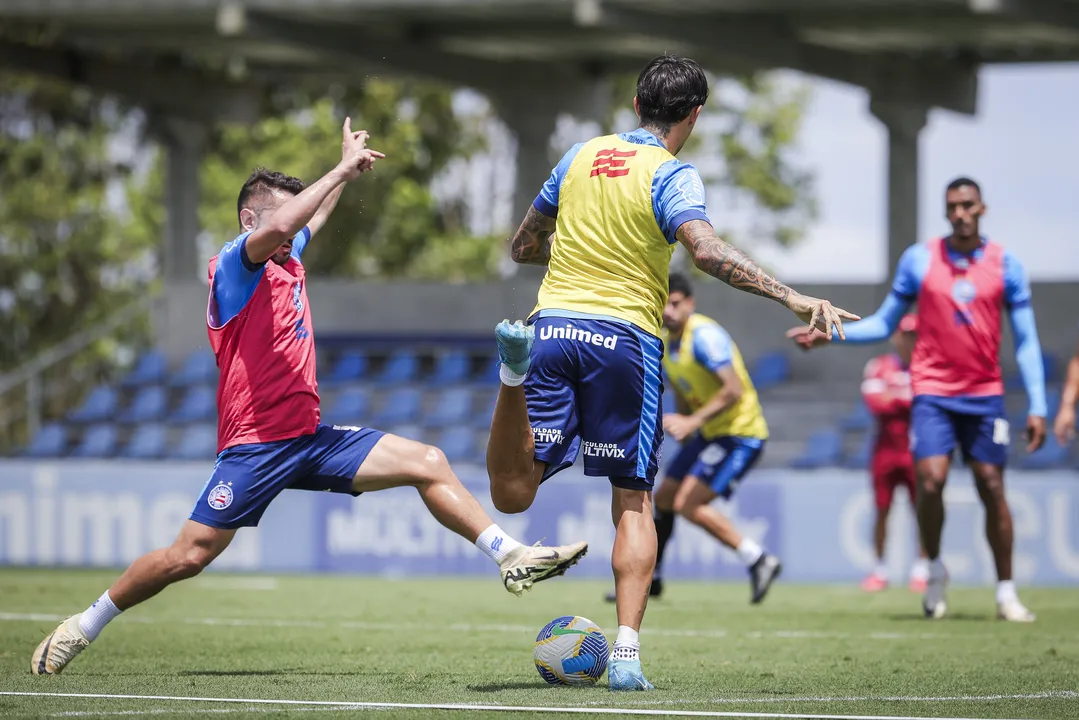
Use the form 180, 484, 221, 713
533, 143, 585, 217
692, 325, 734, 372
890, 244, 928, 302
291, 226, 312, 262
1009, 305, 1048, 417
212, 233, 264, 325
1003, 251, 1032, 309
839, 246, 924, 343
652, 160, 711, 244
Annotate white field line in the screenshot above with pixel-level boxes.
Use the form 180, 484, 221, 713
0, 612, 987, 642
0, 691, 1054, 720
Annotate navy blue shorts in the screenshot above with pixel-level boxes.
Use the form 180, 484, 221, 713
190, 423, 385, 529
665, 434, 765, 498
525, 314, 664, 490
910, 395, 1009, 467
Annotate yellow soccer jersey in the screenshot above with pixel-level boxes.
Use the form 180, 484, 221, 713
662, 313, 769, 440
529, 128, 710, 337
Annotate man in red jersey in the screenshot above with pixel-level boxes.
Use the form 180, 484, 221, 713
31, 120, 587, 676
789, 178, 1047, 622
859, 314, 928, 593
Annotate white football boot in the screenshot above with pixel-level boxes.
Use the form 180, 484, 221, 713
923, 564, 948, 619
500, 541, 588, 595
31, 614, 91, 675
997, 599, 1036, 622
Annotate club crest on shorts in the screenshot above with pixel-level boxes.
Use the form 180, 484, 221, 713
207, 483, 233, 510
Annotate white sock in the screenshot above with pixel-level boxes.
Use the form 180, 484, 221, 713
910, 559, 930, 580
476, 524, 523, 564
78, 590, 122, 641
612, 625, 640, 661
499, 364, 527, 387
996, 580, 1018, 604
929, 557, 946, 579
736, 538, 763, 567
873, 561, 888, 579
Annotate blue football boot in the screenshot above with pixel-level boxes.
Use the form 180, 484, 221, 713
495, 319, 534, 376
608, 657, 654, 691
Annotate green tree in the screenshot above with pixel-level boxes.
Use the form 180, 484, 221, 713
196, 81, 501, 280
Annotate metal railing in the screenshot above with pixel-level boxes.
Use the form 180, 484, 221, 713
0, 298, 154, 453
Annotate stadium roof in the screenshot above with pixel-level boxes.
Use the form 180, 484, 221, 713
3, 0, 1079, 120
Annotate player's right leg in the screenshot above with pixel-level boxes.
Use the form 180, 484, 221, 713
609, 486, 656, 691
911, 397, 958, 619
486, 320, 578, 514
31, 520, 235, 675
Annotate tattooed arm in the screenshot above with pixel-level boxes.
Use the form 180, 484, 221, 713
509, 206, 557, 266
676, 219, 860, 339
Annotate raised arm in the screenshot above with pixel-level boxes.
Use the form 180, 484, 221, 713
245, 119, 382, 265
676, 220, 859, 338
308, 184, 346, 238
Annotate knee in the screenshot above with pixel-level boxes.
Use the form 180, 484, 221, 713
491, 486, 532, 515
672, 493, 696, 520
412, 444, 454, 487
167, 544, 215, 580
919, 472, 947, 497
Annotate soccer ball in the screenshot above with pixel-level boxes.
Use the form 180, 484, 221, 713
533, 615, 609, 686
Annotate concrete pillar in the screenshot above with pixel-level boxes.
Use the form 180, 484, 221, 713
161, 118, 207, 282
870, 99, 927, 285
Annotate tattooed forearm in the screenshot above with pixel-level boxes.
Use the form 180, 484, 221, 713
676, 220, 792, 304
510, 206, 557, 265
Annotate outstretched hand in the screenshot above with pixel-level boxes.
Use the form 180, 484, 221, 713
785, 293, 860, 340
338, 117, 385, 180
785, 325, 830, 352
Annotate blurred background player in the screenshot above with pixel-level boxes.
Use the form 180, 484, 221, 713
789, 177, 1047, 622
486, 55, 858, 691
1053, 329, 1079, 445
31, 122, 586, 676
858, 314, 928, 593
604, 272, 780, 605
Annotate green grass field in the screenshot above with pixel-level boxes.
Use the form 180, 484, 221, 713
0, 569, 1076, 719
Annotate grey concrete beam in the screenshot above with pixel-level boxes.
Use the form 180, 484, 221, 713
870, 99, 927, 282
969, 0, 1079, 31
0, 40, 259, 124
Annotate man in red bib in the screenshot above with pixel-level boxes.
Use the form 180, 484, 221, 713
31, 121, 586, 676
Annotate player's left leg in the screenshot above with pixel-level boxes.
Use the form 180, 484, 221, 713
672, 438, 779, 604
864, 466, 897, 592
302, 424, 587, 595
609, 485, 656, 691
960, 404, 1034, 621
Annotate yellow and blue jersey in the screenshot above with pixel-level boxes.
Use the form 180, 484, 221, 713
529, 128, 711, 338
663, 314, 769, 441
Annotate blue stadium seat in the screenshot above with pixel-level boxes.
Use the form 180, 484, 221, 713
169, 425, 218, 460
749, 352, 791, 391
439, 426, 479, 463
23, 423, 67, 458
121, 350, 167, 387
170, 386, 216, 423
121, 424, 167, 460
1018, 435, 1071, 470
170, 350, 217, 387
789, 430, 843, 469
1005, 354, 1059, 391
120, 386, 168, 423
373, 350, 419, 386
428, 350, 470, 386
70, 424, 119, 458
389, 424, 424, 442
372, 388, 422, 426
476, 357, 501, 385
326, 387, 370, 425
473, 392, 497, 427
424, 388, 473, 428
839, 401, 873, 432
324, 351, 369, 386
68, 385, 119, 423
843, 433, 873, 469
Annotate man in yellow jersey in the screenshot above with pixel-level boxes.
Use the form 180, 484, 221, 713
485, 56, 858, 692
603, 273, 780, 606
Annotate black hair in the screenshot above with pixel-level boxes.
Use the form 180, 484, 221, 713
636, 55, 709, 133
946, 176, 981, 199
237, 167, 306, 225
669, 271, 694, 298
